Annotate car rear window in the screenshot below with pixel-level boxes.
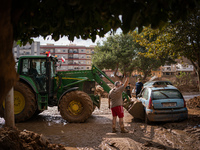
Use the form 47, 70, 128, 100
152, 89, 183, 100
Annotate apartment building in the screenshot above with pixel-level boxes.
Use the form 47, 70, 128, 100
13, 42, 95, 71
13, 42, 40, 59
85, 46, 95, 70
162, 58, 194, 76
40, 44, 95, 71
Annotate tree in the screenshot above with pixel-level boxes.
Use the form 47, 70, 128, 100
131, 26, 177, 60
130, 10, 200, 91
130, 28, 176, 80
170, 9, 200, 91
92, 34, 136, 77
0, 0, 199, 104
93, 32, 171, 81
132, 45, 164, 81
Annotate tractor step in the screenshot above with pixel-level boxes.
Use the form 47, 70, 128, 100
38, 94, 48, 110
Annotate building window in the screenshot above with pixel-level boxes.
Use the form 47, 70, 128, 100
74, 54, 78, 58
73, 49, 78, 53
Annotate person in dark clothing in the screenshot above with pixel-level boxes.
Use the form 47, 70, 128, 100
30, 62, 44, 90
135, 78, 143, 97
125, 83, 131, 98
30, 62, 38, 76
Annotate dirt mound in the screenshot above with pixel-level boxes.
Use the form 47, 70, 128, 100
177, 85, 199, 92
95, 84, 114, 98
187, 96, 200, 109
0, 127, 66, 150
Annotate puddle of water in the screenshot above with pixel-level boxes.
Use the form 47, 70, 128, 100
0, 117, 5, 127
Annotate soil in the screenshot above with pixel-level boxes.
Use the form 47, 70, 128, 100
0, 93, 200, 149
0, 127, 66, 150
187, 96, 200, 109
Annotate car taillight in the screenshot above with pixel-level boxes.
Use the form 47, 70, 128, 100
183, 98, 186, 107
148, 97, 153, 109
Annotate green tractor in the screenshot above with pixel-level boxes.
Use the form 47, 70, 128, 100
0, 55, 118, 123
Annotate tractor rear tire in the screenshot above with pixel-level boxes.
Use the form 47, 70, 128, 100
0, 81, 37, 122
59, 91, 93, 123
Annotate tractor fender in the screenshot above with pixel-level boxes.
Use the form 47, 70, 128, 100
19, 76, 38, 93
58, 87, 79, 104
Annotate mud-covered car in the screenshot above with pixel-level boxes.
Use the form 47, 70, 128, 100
137, 84, 188, 124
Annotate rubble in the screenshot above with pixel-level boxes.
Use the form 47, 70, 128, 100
0, 127, 66, 150
187, 96, 200, 109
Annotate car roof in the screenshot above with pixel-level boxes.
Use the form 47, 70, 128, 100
144, 80, 172, 86
147, 85, 178, 91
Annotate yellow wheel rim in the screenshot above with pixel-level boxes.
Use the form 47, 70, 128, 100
3, 91, 25, 114
14, 91, 25, 114
68, 100, 82, 115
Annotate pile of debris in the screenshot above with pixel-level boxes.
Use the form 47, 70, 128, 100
95, 84, 114, 98
0, 127, 66, 150
187, 96, 200, 109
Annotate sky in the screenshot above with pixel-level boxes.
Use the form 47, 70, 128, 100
33, 28, 122, 47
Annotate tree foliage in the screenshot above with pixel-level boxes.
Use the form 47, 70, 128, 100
131, 26, 177, 60
92, 34, 136, 76
130, 28, 176, 80
1, 0, 200, 106
131, 44, 164, 80
170, 9, 200, 70
130, 9, 200, 90
170, 9, 200, 90
12, 0, 200, 44
92, 32, 170, 81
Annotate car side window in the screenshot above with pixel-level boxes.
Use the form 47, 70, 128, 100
142, 88, 149, 100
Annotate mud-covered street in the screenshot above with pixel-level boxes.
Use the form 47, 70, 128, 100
0, 93, 199, 150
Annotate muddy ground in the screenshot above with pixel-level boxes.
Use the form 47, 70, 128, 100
0, 94, 200, 150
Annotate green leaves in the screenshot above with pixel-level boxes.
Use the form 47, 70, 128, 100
11, 0, 200, 44
92, 33, 136, 74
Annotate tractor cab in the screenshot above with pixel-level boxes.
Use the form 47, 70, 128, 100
17, 55, 57, 93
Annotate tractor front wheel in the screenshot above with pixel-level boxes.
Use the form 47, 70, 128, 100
59, 91, 93, 123
0, 81, 37, 122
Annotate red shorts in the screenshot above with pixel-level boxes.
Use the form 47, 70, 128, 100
111, 106, 124, 118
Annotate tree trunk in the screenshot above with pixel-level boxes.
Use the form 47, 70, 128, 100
5, 88, 15, 127
0, 0, 18, 105
197, 70, 200, 92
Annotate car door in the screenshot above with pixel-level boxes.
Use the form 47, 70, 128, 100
138, 88, 150, 108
